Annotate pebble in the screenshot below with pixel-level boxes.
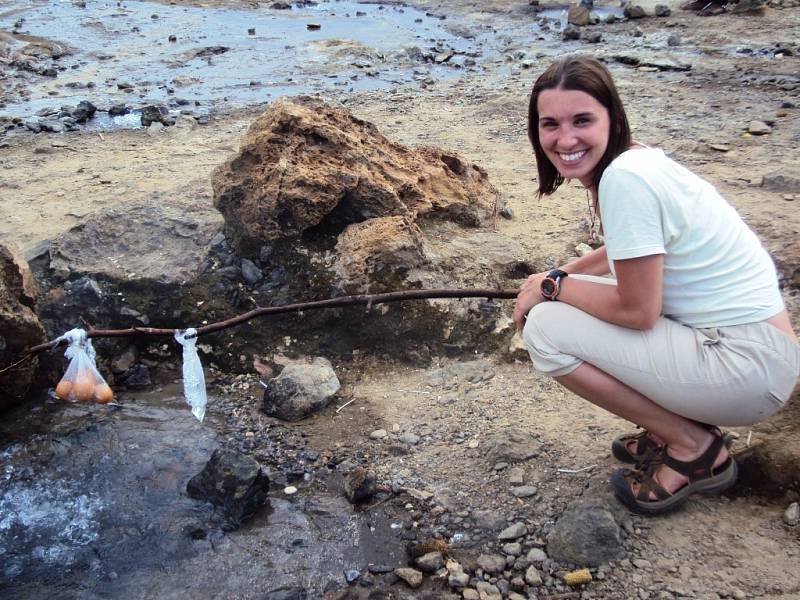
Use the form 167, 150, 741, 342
502, 542, 522, 556
508, 467, 524, 485
400, 433, 420, 445
462, 589, 480, 600
284, 486, 297, 495
527, 548, 548, 562
524, 565, 543, 586
748, 120, 771, 135
448, 570, 470, 588
394, 567, 423, 588
633, 558, 652, 569
783, 501, 799, 525
369, 429, 388, 439
511, 485, 537, 498
498, 522, 527, 540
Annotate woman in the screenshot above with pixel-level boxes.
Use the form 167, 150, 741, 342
514, 55, 800, 515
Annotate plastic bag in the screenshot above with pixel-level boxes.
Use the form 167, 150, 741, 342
54, 328, 114, 403
174, 328, 206, 422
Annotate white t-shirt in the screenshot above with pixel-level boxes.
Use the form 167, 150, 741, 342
598, 147, 784, 328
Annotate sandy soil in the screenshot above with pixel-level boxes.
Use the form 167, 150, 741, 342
2, 0, 799, 598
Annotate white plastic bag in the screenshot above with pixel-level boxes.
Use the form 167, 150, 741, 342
54, 328, 114, 403
174, 328, 207, 422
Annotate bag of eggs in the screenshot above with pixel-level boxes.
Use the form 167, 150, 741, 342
54, 328, 114, 404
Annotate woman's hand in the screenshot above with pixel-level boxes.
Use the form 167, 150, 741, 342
513, 272, 547, 330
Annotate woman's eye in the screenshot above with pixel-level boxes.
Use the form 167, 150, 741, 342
575, 117, 590, 126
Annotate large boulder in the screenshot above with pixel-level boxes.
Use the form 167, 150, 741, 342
211, 97, 498, 254
0, 243, 46, 412
262, 356, 341, 421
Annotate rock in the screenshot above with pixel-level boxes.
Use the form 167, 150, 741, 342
212, 98, 498, 255
575, 242, 594, 257
477, 553, 506, 574
527, 548, 548, 562
567, 3, 591, 26
471, 509, 507, 531
762, 171, 799, 193
511, 485, 538, 498
748, 120, 771, 135
624, 5, 647, 18
108, 104, 129, 116
344, 467, 377, 503
240, 258, 263, 284
186, 448, 270, 528
72, 100, 97, 123
654, 4, 671, 16
476, 581, 502, 599
343, 569, 360, 583
499, 206, 514, 219
271, 2, 291, 8
562, 25, 580, 41
487, 428, 541, 462
263, 588, 307, 600
449, 570, 470, 588
585, 31, 603, 44
141, 105, 173, 127
524, 565, 543, 586
546, 497, 626, 566
415, 551, 445, 573
498, 522, 527, 540
0, 243, 46, 412
667, 33, 681, 47
508, 467, 524, 485
369, 429, 388, 439
463, 588, 480, 600
110, 345, 138, 374
262, 357, 340, 421
121, 364, 151, 389
394, 567, 423, 588
399, 432, 420, 445
784, 501, 800, 525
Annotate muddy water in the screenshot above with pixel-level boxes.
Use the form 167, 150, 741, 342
0, 385, 407, 598
1, 0, 499, 126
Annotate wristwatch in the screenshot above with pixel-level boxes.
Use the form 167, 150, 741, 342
540, 269, 569, 301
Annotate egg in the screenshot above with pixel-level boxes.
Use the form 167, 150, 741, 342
55, 380, 73, 402
94, 383, 114, 404
73, 373, 96, 402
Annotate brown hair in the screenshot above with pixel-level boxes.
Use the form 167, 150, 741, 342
528, 55, 631, 196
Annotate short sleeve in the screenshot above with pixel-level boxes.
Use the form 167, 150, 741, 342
599, 166, 666, 261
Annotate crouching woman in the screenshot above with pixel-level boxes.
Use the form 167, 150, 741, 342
514, 55, 800, 515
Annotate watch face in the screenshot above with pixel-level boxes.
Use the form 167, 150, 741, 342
541, 278, 556, 297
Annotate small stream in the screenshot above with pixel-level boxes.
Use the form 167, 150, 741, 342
0, 385, 408, 598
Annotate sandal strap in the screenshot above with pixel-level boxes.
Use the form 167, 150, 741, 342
663, 434, 725, 478
622, 467, 672, 502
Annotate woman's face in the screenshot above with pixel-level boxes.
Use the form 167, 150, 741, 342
537, 87, 611, 188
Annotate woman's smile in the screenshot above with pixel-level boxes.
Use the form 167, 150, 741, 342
537, 87, 611, 188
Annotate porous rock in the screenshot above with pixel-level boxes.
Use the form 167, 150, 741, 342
262, 356, 340, 421
212, 97, 498, 254
487, 428, 542, 462
186, 448, 270, 528
344, 466, 377, 503
0, 243, 46, 411
546, 496, 626, 566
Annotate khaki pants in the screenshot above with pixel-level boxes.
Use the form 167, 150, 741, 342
522, 276, 800, 426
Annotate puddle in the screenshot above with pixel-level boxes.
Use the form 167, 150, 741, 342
1, 0, 493, 127
0, 385, 407, 597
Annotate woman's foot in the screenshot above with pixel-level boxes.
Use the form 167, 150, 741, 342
611, 430, 738, 515
611, 429, 664, 465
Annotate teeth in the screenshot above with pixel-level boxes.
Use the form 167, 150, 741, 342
559, 150, 586, 162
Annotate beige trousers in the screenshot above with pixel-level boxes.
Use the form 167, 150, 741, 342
522, 276, 800, 426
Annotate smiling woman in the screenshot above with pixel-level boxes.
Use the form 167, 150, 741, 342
513, 55, 800, 516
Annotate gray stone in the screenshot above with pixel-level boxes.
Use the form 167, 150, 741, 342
369, 429, 388, 439
654, 4, 671, 16
186, 449, 269, 528
524, 565, 543, 586
498, 521, 527, 540
511, 485, 538, 498
748, 120, 771, 135
667, 33, 681, 47
400, 432, 421, 445
502, 542, 522, 556
527, 547, 548, 562
449, 570, 470, 588
546, 497, 626, 567
562, 25, 581, 41
585, 31, 603, 44
477, 553, 507, 574
476, 581, 502, 599
762, 171, 800, 193
471, 509, 507, 531
240, 258, 263, 284
624, 5, 647, 18
262, 357, 340, 421
111, 345, 139, 374
415, 551, 445, 573
141, 104, 173, 127
508, 467, 525, 485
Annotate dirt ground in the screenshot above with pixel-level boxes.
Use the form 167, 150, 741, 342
2, 0, 799, 598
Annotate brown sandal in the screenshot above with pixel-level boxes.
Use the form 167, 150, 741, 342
611, 429, 664, 465
611, 432, 738, 515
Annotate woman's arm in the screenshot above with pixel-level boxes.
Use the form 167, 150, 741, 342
514, 253, 663, 330
561, 246, 610, 277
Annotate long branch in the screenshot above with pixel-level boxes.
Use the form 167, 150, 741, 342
23, 288, 518, 355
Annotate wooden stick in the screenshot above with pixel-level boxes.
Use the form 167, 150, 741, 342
23, 288, 518, 355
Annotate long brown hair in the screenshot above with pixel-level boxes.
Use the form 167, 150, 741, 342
528, 55, 631, 196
